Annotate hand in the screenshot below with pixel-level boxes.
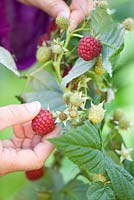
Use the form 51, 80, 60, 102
0, 102, 60, 175
19, 0, 93, 30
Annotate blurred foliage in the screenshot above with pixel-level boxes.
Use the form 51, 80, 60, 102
108, 0, 134, 21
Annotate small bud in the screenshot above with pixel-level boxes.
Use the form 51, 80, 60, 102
70, 93, 83, 107
119, 118, 130, 130
113, 109, 124, 121
63, 91, 72, 105
123, 18, 134, 31
94, 57, 106, 76
51, 44, 63, 54
59, 111, 68, 121
69, 109, 77, 118
88, 102, 105, 124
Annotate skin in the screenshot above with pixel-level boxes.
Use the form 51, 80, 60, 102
0, 0, 93, 175
19, 0, 93, 30
0, 102, 60, 175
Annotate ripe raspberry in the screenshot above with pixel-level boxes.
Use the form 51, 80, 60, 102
38, 33, 50, 46
32, 109, 55, 136
88, 102, 105, 124
77, 36, 102, 61
62, 65, 72, 77
36, 46, 51, 63
25, 167, 44, 181
94, 57, 105, 76
56, 16, 69, 30
48, 20, 57, 33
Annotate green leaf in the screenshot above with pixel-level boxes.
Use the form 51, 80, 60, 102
61, 58, 96, 88
22, 90, 65, 111
106, 158, 134, 200
23, 70, 65, 111
60, 180, 89, 200
49, 121, 106, 173
91, 8, 125, 75
30, 70, 61, 92
0, 46, 20, 76
87, 182, 115, 200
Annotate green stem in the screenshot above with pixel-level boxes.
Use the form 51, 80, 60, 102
54, 29, 71, 82
71, 33, 83, 38
102, 42, 116, 49
30, 60, 53, 77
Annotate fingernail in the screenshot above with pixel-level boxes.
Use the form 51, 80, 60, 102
25, 101, 41, 113
58, 11, 69, 18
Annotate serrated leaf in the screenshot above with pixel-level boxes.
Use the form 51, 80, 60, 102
0, 46, 20, 76
49, 121, 105, 173
106, 158, 134, 200
91, 8, 125, 75
61, 58, 96, 88
30, 70, 61, 92
87, 182, 115, 200
61, 180, 89, 200
22, 90, 65, 111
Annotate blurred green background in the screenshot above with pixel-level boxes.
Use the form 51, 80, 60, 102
0, 0, 134, 199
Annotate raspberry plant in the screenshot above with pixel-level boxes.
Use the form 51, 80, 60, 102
0, 1, 134, 200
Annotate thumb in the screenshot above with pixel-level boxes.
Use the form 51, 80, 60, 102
0, 101, 41, 130
26, 0, 70, 18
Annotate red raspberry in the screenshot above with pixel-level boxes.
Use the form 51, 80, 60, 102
32, 109, 55, 136
62, 66, 72, 77
25, 167, 44, 181
38, 33, 50, 46
48, 20, 57, 34
77, 36, 102, 61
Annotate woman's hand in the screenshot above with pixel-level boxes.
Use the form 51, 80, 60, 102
0, 102, 60, 175
19, 0, 93, 30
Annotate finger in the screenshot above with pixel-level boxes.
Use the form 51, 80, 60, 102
23, 122, 35, 139
70, 0, 93, 30
33, 126, 61, 165
25, 0, 70, 18
0, 101, 41, 131
13, 124, 25, 138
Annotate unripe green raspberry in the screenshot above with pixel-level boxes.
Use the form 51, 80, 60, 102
59, 111, 68, 121
70, 93, 83, 107
36, 46, 51, 62
92, 173, 107, 183
56, 16, 69, 30
51, 44, 63, 54
97, 1, 108, 10
119, 118, 130, 130
63, 91, 72, 105
69, 109, 77, 118
113, 109, 124, 121
94, 57, 105, 76
88, 102, 105, 124
123, 18, 134, 31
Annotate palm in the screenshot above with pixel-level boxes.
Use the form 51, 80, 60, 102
0, 123, 59, 175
